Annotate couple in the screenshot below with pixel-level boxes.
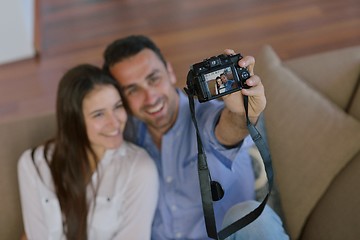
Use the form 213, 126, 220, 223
18, 35, 289, 240
215, 73, 235, 95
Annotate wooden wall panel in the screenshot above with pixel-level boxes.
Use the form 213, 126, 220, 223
0, 0, 359, 121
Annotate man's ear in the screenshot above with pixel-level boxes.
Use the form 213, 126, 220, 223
166, 61, 177, 85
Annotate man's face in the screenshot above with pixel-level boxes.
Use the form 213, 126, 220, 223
220, 74, 228, 83
109, 49, 179, 134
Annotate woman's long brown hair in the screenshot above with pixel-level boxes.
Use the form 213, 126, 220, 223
42, 64, 121, 239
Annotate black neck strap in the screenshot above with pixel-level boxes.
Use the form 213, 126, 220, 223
184, 88, 274, 240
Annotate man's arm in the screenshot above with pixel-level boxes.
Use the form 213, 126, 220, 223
215, 50, 266, 146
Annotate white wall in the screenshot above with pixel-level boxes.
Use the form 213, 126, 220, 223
0, 0, 35, 65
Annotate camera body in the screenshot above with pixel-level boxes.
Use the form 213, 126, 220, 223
186, 53, 250, 102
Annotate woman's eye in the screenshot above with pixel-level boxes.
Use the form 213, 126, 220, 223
92, 112, 104, 118
115, 103, 124, 109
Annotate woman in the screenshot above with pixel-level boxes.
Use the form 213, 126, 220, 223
215, 76, 226, 95
18, 64, 158, 240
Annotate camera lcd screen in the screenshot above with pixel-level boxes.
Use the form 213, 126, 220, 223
203, 66, 240, 98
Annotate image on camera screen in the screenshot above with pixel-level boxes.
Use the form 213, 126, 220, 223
204, 66, 239, 98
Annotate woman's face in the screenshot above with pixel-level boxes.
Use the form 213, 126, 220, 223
216, 78, 222, 85
82, 84, 127, 158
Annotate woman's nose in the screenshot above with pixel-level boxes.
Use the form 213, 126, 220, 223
107, 113, 120, 128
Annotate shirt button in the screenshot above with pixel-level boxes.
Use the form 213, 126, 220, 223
175, 232, 182, 238
165, 176, 173, 183
171, 205, 177, 211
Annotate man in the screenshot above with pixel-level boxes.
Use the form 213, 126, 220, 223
103, 35, 288, 240
220, 73, 235, 91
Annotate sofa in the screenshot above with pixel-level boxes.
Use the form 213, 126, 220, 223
0, 45, 359, 240
256, 45, 360, 240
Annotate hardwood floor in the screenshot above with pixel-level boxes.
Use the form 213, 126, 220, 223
0, 0, 359, 122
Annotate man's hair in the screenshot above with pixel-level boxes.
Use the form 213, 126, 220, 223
103, 35, 167, 74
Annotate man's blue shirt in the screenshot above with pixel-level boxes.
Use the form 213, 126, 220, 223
124, 90, 255, 240
224, 79, 235, 91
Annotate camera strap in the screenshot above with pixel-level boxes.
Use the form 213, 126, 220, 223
184, 88, 274, 240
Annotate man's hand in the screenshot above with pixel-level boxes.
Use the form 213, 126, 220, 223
222, 49, 266, 122
214, 49, 266, 146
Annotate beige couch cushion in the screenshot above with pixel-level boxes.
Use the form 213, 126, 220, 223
255, 45, 360, 239
301, 152, 360, 240
0, 113, 56, 240
348, 85, 360, 121
284, 45, 360, 110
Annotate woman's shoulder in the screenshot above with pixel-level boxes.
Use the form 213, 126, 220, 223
19, 145, 44, 165
17, 145, 54, 184
18, 144, 53, 172
121, 141, 150, 157
115, 141, 156, 170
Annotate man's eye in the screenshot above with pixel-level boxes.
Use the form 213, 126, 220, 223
125, 87, 138, 96
149, 76, 161, 84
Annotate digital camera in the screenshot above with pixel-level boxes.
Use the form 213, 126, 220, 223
186, 53, 250, 102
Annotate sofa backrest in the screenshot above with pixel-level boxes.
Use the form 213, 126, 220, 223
0, 112, 56, 240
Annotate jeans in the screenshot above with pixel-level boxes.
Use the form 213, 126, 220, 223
222, 201, 289, 240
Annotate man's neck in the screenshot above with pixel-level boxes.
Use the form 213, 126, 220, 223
148, 127, 164, 149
